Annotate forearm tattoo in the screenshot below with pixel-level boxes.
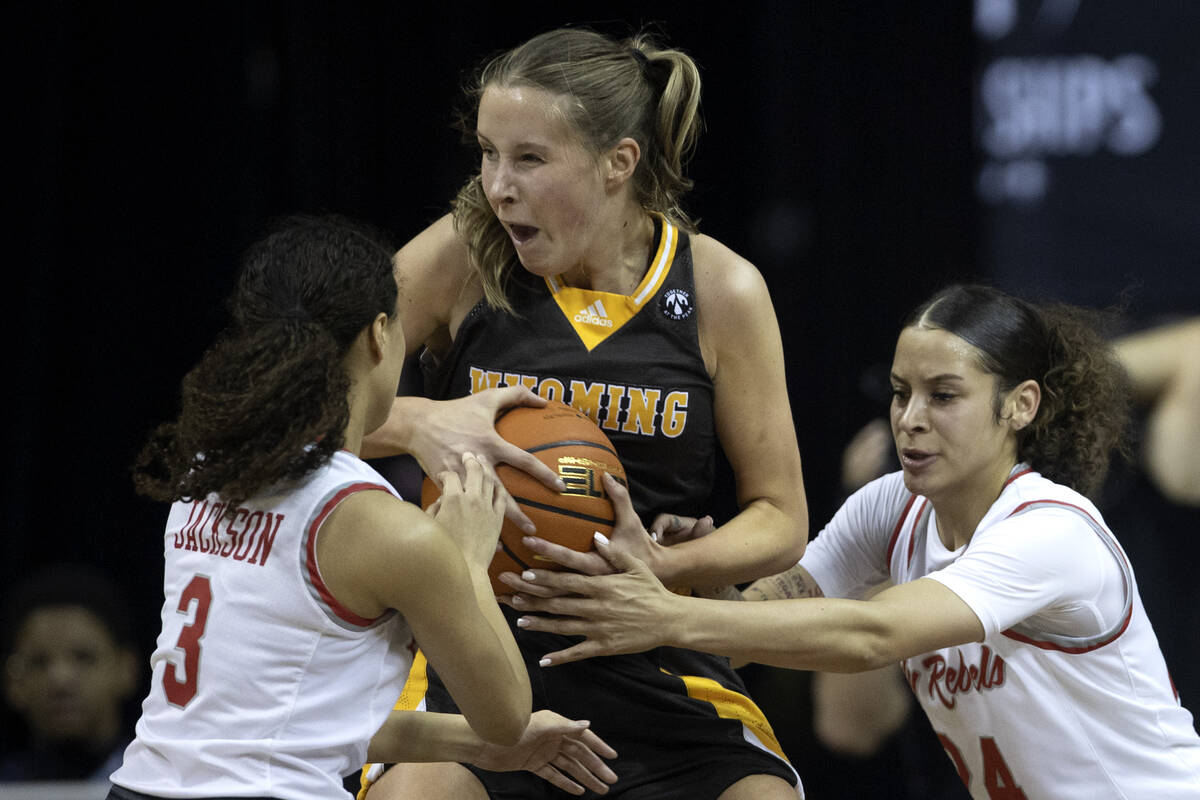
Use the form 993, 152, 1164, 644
693, 584, 745, 602
743, 568, 824, 601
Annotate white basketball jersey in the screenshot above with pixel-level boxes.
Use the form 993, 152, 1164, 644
802, 467, 1200, 799
112, 451, 413, 799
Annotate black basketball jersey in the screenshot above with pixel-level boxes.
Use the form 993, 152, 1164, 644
410, 218, 799, 795
423, 217, 717, 522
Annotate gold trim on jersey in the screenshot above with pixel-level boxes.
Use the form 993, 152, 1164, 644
663, 669, 790, 762
394, 649, 429, 711
545, 217, 678, 352
359, 650, 430, 798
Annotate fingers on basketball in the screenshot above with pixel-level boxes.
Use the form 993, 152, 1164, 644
421, 400, 626, 595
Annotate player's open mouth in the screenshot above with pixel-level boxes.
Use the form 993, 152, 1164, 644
900, 449, 936, 471
509, 224, 539, 244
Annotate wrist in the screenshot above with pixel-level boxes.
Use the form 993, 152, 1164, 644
362, 395, 429, 458
662, 592, 697, 650
390, 395, 433, 451
653, 540, 711, 592
647, 540, 683, 586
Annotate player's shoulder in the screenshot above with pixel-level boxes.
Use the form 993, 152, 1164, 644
847, 471, 919, 524
399, 212, 460, 253
317, 486, 459, 618
395, 214, 472, 286
999, 469, 1104, 521
870, 470, 917, 506
394, 213, 480, 339
982, 469, 1109, 549
689, 232, 769, 309
327, 488, 437, 551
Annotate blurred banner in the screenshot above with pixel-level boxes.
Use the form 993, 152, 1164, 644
973, 0, 1200, 313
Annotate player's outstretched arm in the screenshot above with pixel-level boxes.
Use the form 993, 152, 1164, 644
512, 537, 983, 672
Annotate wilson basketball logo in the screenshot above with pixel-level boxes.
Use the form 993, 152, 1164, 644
559, 457, 609, 498
660, 288, 694, 320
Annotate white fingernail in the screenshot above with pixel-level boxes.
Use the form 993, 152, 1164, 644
522, 570, 536, 581
594, 531, 611, 546
516, 617, 529, 628
539, 658, 551, 667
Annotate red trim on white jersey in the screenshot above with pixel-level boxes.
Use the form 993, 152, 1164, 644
999, 498, 1134, 653
304, 481, 391, 627
1004, 467, 1033, 487
1002, 614, 1133, 653
886, 493, 920, 565
906, 499, 929, 567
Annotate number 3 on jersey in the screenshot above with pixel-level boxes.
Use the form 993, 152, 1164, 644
937, 733, 1027, 799
163, 574, 212, 707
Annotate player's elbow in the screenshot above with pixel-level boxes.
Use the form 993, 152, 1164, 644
821, 643, 894, 674
824, 623, 908, 674
472, 712, 528, 748
768, 508, 808, 573
744, 494, 807, 567
469, 692, 530, 747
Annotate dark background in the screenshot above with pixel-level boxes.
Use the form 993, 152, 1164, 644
7, 0, 1198, 791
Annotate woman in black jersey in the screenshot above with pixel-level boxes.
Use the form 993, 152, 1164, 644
361, 28, 809, 800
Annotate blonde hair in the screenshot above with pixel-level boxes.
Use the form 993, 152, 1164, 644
452, 27, 703, 312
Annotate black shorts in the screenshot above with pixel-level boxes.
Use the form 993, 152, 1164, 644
411, 606, 799, 799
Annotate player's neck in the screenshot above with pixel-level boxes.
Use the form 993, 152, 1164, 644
931, 463, 1015, 549
563, 209, 655, 294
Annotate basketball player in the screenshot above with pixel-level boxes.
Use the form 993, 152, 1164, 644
108, 215, 617, 799
512, 284, 1200, 799
359, 27, 808, 800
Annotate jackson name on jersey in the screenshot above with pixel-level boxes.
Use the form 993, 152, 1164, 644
169, 498, 284, 566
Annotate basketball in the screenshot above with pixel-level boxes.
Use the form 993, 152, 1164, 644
421, 400, 627, 595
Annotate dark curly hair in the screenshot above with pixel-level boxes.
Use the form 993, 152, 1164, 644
133, 214, 397, 510
907, 284, 1131, 498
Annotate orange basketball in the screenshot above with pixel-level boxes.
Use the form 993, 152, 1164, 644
420, 400, 627, 595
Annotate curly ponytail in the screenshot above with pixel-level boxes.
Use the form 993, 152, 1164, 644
1021, 304, 1131, 496
909, 284, 1131, 498
133, 215, 396, 509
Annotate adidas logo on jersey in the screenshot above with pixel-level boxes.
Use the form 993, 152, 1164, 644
574, 300, 614, 328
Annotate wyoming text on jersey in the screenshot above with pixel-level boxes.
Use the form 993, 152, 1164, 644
469, 366, 691, 438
